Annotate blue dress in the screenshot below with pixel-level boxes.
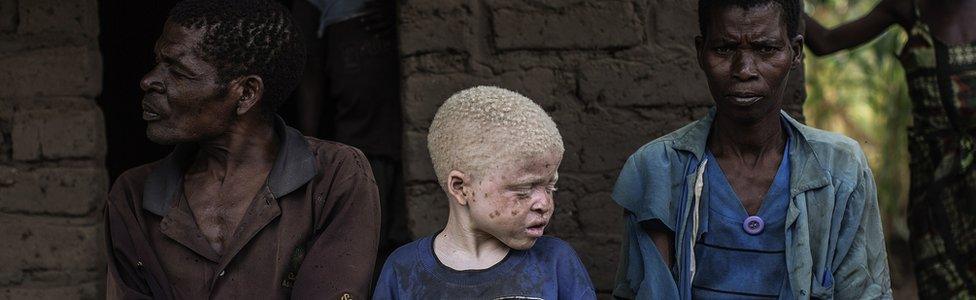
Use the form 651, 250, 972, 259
692, 134, 793, 299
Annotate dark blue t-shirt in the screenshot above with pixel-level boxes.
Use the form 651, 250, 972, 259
372, 235, 596, 300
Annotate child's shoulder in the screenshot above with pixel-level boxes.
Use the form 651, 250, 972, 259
385, 235, 433, 266
530, 236, 582, 258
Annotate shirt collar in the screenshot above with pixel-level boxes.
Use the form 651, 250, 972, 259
142, 116, 318, 216
672, 108, 830, 196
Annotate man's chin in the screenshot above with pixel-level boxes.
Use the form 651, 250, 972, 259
146, 128, 185, 145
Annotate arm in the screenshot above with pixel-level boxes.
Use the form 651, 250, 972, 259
104, 180, 154, 300
643, 220, 674, 268
804, 0, 903, 56
291, 0, 326, 136
291, 149, 381, 299
832, 155, 892, 299
613, 215, 679, 299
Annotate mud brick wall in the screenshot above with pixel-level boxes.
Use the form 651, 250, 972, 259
0, 0, 105, 298
398, 0, 805, 296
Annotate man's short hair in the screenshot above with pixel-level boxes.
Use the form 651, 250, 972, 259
427, 86, 564, 189
698, 0, 800, 38
168, 0, 306, 113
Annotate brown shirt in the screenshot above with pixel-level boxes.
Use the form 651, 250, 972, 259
105, 119, 380, 299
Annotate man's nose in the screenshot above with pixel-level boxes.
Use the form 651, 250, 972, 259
140, 67, 164, 93
731, 53, 759, 81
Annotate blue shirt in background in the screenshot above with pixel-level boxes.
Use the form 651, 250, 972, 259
305, 0, 370, 36
373, 235, 596, 300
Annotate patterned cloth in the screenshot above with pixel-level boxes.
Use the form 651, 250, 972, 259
901, 2, 976, 298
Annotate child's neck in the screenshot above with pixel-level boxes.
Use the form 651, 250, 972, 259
433, 215, 510, 271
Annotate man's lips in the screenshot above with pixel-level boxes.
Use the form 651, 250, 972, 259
142, 101, 162, 121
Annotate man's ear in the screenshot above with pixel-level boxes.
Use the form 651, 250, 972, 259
695, 35, 705, 71
233, 75, 265, 115
447, 170, 472, 206
790, 35, 804, 69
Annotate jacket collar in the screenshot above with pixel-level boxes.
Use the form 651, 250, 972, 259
142, 116, 318, 216
672, 108, 831, 197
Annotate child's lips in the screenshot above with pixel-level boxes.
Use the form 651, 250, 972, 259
526, 222, 547, 237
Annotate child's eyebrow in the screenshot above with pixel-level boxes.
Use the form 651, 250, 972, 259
507, 173, 558, 188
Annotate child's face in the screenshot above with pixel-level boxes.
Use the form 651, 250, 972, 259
468, 151, 562, 250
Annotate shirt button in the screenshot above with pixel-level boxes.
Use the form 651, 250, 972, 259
742, 215, 765, 235
800, 289, 807, 295
135, 261, 144, 268
218, 270, 225, 277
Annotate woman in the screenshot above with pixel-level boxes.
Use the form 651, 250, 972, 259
804, 0, 976, 297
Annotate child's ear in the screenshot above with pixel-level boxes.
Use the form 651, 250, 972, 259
447, 170, 472, 206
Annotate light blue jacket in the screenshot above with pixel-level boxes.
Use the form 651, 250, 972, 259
611, 110, 892, 299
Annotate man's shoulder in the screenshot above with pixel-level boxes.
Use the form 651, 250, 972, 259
111, 161, 164, 196
303, 136, 373, 179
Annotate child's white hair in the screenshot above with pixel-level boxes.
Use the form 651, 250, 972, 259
427, 86, 564, 189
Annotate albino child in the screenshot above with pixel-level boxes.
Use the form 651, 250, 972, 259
373, 86, 596, 299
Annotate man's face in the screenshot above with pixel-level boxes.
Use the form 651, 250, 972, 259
696, 3, 800, 123
467, 151, 561, 250
140, 21, 236, 145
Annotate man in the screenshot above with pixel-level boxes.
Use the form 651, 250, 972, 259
803, 1, 976, 297
611, 0, 891, 298
373, 86, 596, 299
104, 0, 380, 298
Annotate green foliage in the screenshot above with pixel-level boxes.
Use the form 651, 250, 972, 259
803, 0, 912, 239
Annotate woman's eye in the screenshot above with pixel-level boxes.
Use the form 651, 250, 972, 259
714, 47, 733, 54
759, 46, 778, 54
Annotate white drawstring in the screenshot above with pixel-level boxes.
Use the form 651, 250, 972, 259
689, 159, 707, 282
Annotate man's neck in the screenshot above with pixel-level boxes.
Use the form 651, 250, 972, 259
433, 212, 510, 271
189, 116, 278, 179
708, 110, 786, 167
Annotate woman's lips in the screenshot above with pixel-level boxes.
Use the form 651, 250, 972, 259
726, 94, 763, 106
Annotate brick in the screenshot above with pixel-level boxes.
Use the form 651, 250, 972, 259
0, 167, 106, 216
399, 2, 472, 55
403, 130, 435, 182
0, 220, 100, 272
490, 1, 642, 50
0, 46, 102, 98
17, 0, 98, 37
12, 100, 105, 161
579, 58, 711, 108
405, 183, 448, 237
403, 69, 570, 131
403, 73, 489, 131
647, 0, 700, 46
1, 282, 99, 300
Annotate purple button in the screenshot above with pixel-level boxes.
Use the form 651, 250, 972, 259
743, 216, 765, 235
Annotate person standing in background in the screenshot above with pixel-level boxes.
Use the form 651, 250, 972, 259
291, 0, 409, 264
804, 1, 976, 297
